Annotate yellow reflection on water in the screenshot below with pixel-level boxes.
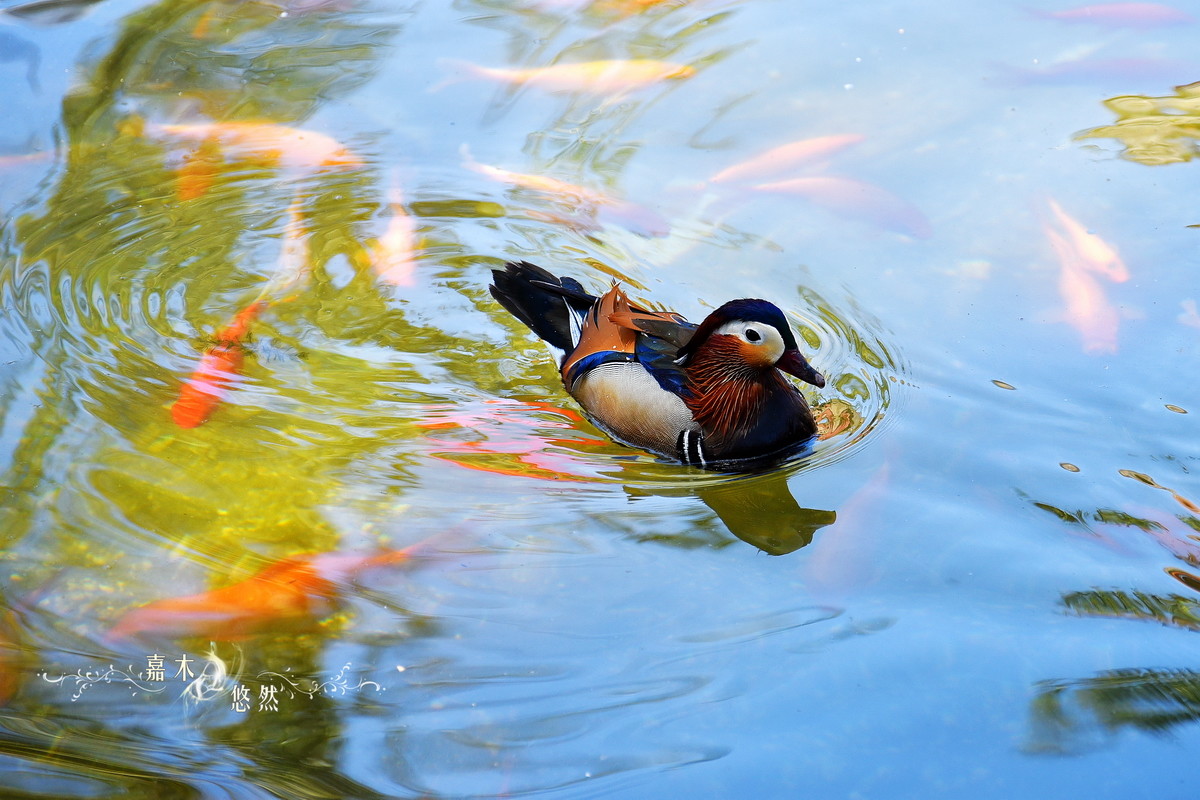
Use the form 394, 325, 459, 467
1076, 81, 1200, 165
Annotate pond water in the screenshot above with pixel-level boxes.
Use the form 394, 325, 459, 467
1, 0, 1199, 796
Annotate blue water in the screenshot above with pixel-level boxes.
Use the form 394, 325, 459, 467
1, 0, 1199, 797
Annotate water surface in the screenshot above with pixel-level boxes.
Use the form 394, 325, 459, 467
1, 0, 1199, 797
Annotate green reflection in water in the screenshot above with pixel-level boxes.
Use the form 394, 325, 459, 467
1029, 668, 1200, 753
0, 0, 905, 795
1030, 501, 1168, 533
1028, 485, 1200, 751
1076, 82, 1200, 166
1, 0, 409, 567
1062, 588, 1200, 631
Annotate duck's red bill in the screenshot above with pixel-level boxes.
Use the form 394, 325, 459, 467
778, 350, 826, 388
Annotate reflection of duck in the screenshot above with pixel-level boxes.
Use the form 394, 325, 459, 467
490, 261, 825, 469
696, 472, 835, 555
623, 469, 835, 554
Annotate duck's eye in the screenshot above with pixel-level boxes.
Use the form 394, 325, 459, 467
744, 327, 762, 343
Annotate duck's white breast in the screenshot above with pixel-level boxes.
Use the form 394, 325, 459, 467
570, 363, 694, 456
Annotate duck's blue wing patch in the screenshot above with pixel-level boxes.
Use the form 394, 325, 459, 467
637, 327, 694, 396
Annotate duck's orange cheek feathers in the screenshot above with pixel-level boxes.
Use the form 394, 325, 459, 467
714, 336, 773, 369
739, 339, 775, 367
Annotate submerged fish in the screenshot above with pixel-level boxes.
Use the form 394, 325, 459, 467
368, 183, 420, 287
804, 460, 891, 597
174, 137, 223, 202
1046, 198, 1128, 281
171, 300, 267, 428
1044, 229, 1118, 354
532, 0, 680, 12
463, 150, 668, 236
596, 0, 685, 10
171, 196, 311, 427
1180, 299, 1200, 329
438, 57, 695, 94
752, 175, 931, 238
142, 120, 362, 171
1011, 57, 1200, 86
106, 542, 435, 643
1055, 242, 1120, 353
269, 194, 313, 299
1043, 197, 1127, 353
709, 134, 865, 185
465, 157, 613, 205
1030, 2, 1193, 27
418, 399, 609, 482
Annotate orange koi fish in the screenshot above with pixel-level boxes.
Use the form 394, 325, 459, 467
438, 58, 695, 94
752, 175, 932, 238
463, 150, 669, 236
1031, 2, 1193, 27
709, 134, 865, 185
368, 184, 420, 287
144, 120, 362, 171
1046, 198, 1128, 282
171, 300, 267, 428
171, 197, 310, 427
175, 136, 223, 201
106, 541, 436, 643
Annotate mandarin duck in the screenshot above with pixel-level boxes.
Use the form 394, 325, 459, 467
490, 261, 825, 469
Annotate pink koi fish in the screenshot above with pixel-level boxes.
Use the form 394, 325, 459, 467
709, 134, 865, 185
752, 175, 931, 238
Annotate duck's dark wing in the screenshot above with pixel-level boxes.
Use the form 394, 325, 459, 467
492, 261, 698, 395
490, 261, 595, 353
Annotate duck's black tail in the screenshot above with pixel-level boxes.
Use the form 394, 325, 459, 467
489, 261, 596, 353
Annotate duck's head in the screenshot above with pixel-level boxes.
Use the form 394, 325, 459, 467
677, 298, 826, 388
